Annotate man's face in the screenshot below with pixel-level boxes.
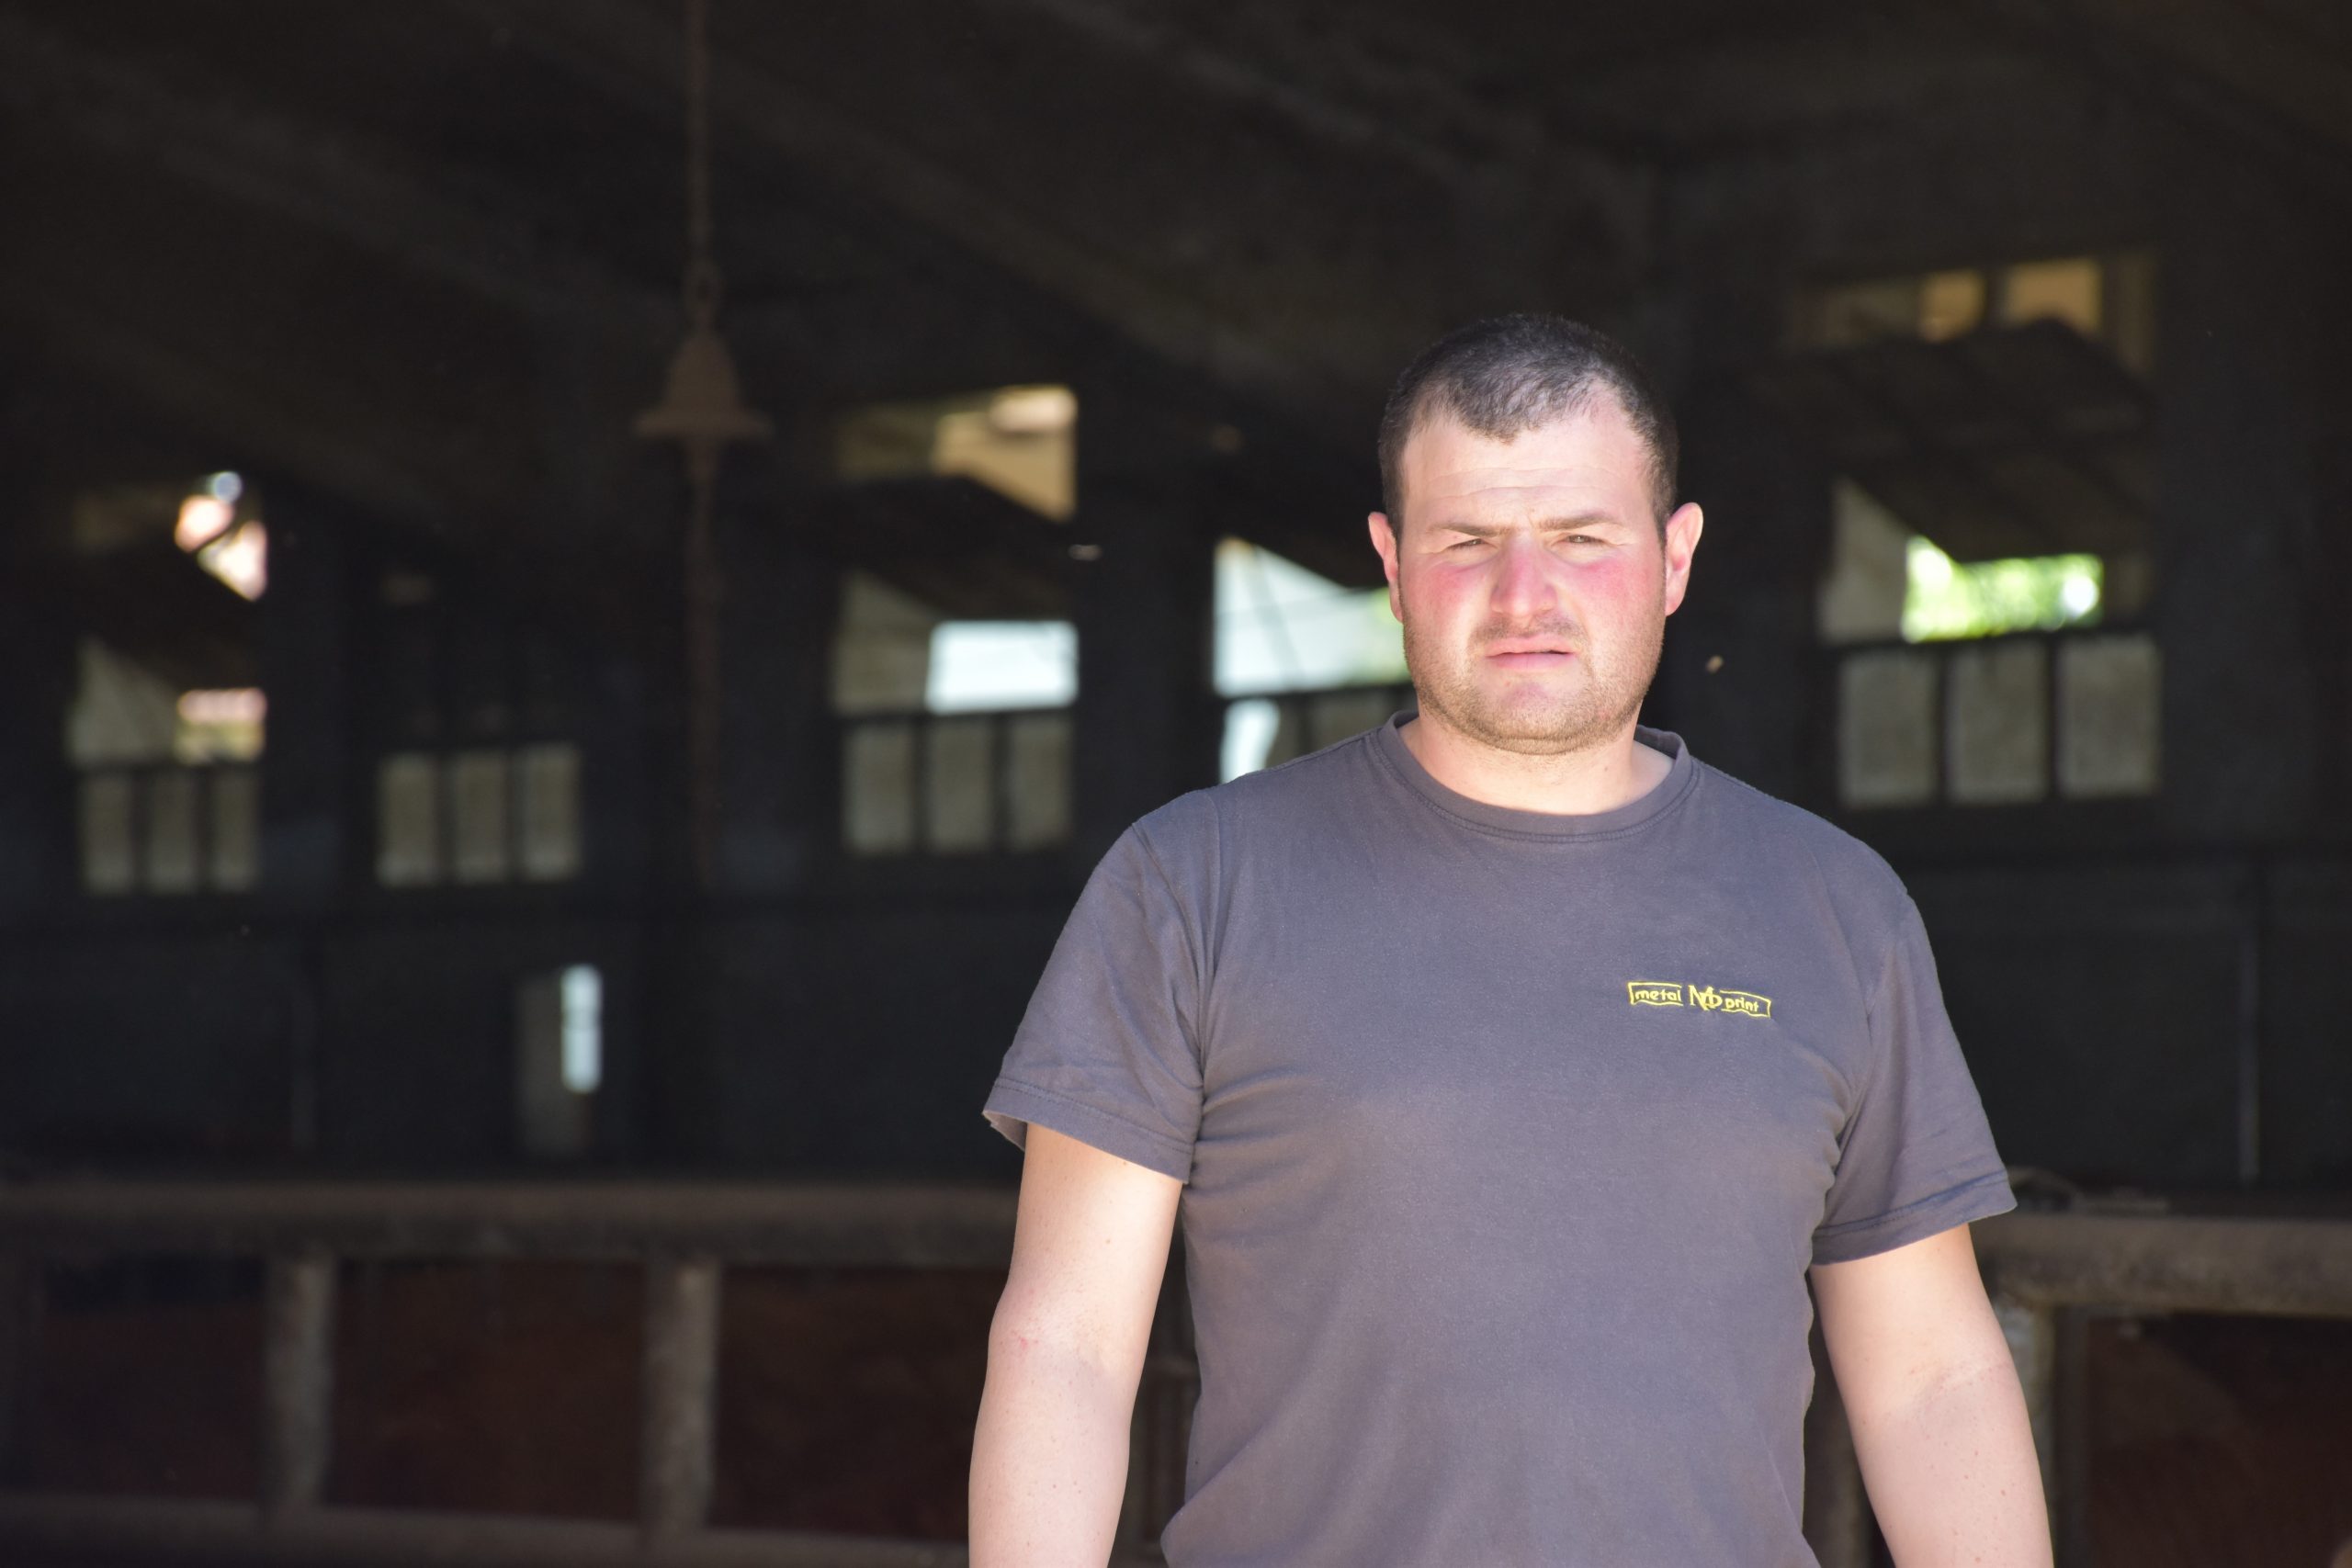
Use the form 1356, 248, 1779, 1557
1369, 402, 1703, 758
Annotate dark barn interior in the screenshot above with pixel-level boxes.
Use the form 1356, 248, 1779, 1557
1, 2, 2348, 1564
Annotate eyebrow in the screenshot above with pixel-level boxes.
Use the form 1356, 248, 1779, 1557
1430, 513, 1629, 537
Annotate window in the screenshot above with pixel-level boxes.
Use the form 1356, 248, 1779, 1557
62, 472, 268, 896
69, 639, 261, 896
836, 385, 1077, 521
1820, 484, 2158, 809
1792, 252, 2155, 373
1215, 541, 1407, 780
832, 574, 1075, 857
369, 567, 585, 886
376, 743, 582, 886
927, 621, 1078, 712
515, 964, 601, 1158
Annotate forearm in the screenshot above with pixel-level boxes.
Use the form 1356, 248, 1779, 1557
969, 1331, 1136, 1567
1849, 1354, 2051, 1568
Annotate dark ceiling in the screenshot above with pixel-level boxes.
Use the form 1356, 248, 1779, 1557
2, 0, 2346, 617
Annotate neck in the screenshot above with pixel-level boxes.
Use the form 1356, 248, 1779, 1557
1398, 712, 1670, 817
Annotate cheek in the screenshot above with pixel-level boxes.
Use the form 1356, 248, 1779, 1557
1402, 562, 1483, 619
1566, 557, 1664, 618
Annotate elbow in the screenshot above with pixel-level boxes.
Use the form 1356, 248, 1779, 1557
986, 1288, 1139, 1392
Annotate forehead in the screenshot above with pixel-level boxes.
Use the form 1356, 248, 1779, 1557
1397, 403, 1653, 524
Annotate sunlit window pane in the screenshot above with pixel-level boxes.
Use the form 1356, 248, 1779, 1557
1005, 713, 1072, 850
79, 774, 139, 895
378, 753, 443, 886
844, 721, 918, 856
1946, 641, 2050, 804
144, 772, 202, 894
2000, 257, 2101, 335
449, 750, 512, 884
2058, 636, 2161, 798
1838, 649, 1939, 808
209, 767, 261, 890
927, 622, 1077, 712
518, 743, 582, 882
1215, 541, 1404, 697
1904, 538, 2101, 643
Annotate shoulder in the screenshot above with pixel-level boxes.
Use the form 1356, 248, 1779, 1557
1133, 728, 1381, 854
1686, 758, 1915, 944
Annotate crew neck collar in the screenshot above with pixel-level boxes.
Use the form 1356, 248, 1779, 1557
1370, 711, 1698, 840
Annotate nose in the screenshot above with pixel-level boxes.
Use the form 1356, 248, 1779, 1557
1487, 536, 1560, 621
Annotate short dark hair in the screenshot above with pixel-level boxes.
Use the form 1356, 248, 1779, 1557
1376, 314, 1679, 532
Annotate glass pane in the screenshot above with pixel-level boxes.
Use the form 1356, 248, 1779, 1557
79, 773, 138, 895
1838, 649, 1939, 808
1215, 540, 1406, 698
1221, 698, 1280, 782
514, 969, 591, 1158
377, 752, 442, 886
927, 623, 1077, 712
2058, 635, 2161, 798
2001, 256, 2101, 335
843, 721, 917, 856
1816, 481, 1911, 645
1005, 713, 1072, 850
144, 771, 202, 894
449, 749, 512, 884
1306, 689, 1396, 751
1918, 270, 1986, 341
209, 766, 261, 890
1946, 640, 2049, 805
924, 716, 995, 854
518, 743, 582, 882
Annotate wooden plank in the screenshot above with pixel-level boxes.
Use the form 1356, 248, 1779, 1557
0, 1494, 990, 1566
1977, 1211, 2352, 1318
0, 1182, 1017, 1269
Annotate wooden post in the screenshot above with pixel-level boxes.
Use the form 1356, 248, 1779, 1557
260, 1251, 336, 1514
0, 1254, 40, 1484
640, 1256, 722, 1538
1995, 1293, 2059, 1541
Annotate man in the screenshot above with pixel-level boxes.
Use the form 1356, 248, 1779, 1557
970, 315, 2049, 1567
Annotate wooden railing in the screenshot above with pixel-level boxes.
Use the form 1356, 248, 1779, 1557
1805, 1205, 2352, 1568
5, 1184, 2344, 1568
0, 1181, 1171, 1568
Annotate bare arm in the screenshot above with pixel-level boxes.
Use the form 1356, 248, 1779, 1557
1813, 1224, 2052, 1568
971, 1125, 1182, 1567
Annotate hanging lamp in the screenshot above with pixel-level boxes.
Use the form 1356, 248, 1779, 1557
636, 0, 770, 887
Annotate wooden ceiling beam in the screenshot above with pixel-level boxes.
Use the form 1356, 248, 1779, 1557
446, 0, 1343, 414
0, 9, 657, 324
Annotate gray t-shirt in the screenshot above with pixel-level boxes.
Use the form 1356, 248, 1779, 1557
985, 717, 2012, 1568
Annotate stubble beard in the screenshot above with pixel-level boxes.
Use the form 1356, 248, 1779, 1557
1402, 608, 1665, 759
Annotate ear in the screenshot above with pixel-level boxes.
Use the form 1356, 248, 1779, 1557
1661, 502, 1704, 615
1368, 511, 1404, 622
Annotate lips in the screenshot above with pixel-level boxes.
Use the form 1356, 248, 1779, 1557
1487, 649, 1577, 669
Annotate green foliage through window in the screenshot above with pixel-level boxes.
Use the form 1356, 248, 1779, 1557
1903, 538, 2102, 642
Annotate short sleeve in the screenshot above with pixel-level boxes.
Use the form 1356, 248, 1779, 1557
982, 821, 1205, 1181
1813, 897, 2014, 1264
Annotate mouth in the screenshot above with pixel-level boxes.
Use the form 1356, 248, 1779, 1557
1483, 642, 1578, 670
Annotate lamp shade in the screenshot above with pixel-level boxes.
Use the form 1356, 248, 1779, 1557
634, 323, 773, 447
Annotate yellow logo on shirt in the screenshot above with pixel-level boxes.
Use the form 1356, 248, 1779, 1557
1627, 980, 1773, 1019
